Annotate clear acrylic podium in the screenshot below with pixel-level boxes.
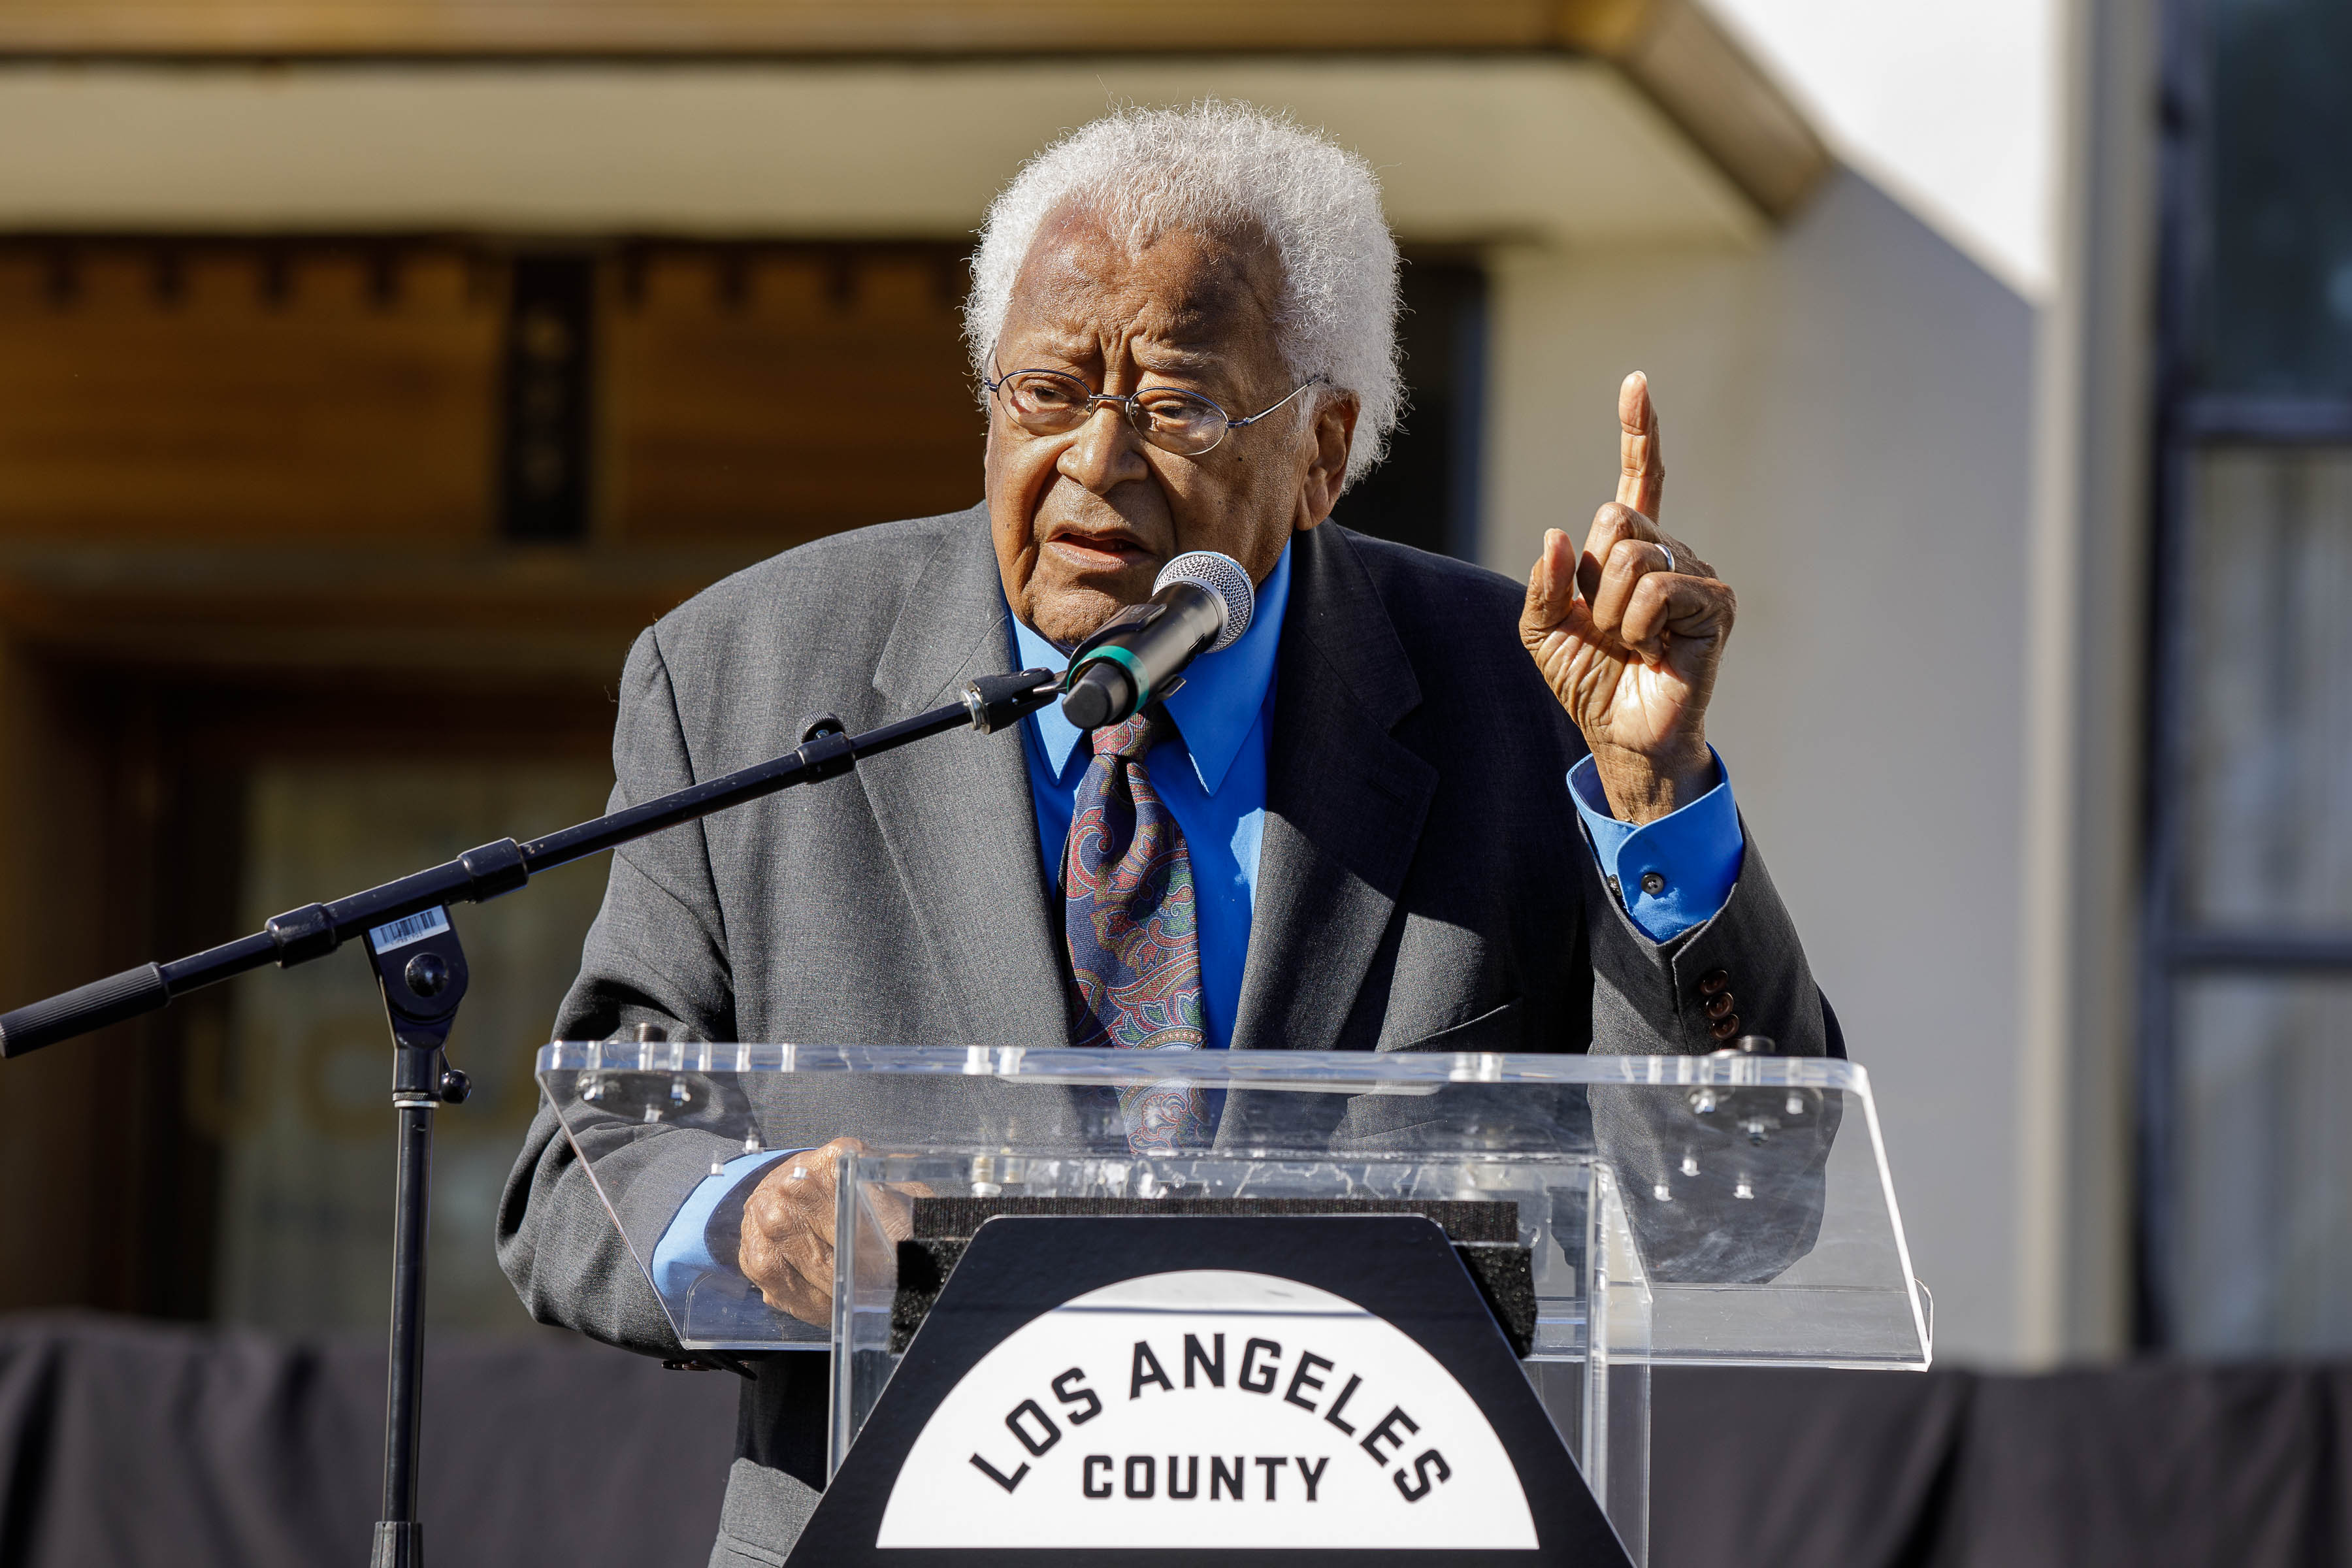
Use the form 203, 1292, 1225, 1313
537, 1043, 1930, 1564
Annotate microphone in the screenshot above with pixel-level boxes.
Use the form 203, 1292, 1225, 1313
1060, 551, 1254, 731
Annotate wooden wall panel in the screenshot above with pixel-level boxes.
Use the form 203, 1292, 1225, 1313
0, 235, 990, 1318
0, 245, 497, 544
607, 246, 981, 545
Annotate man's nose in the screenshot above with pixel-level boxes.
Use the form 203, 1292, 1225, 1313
1059, 400, 1146, 493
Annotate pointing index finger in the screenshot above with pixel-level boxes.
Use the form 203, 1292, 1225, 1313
1616, 371, 1664, 523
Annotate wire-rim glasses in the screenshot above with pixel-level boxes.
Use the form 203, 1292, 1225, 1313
985, 361, 1327, 457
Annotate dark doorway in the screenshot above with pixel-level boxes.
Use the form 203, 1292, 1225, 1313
1331, 257, 1487, 561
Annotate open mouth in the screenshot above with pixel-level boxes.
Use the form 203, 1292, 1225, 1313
1045, 529, 1154, 572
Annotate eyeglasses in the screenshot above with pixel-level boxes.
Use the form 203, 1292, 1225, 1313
985, 359, 1327, 458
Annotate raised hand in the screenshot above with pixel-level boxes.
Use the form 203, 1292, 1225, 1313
1519, 372, 1735, 824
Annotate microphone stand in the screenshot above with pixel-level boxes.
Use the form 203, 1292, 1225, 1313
0, 667, 1059, 1568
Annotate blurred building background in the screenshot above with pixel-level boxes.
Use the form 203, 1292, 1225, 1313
0, 0, 2338, 1462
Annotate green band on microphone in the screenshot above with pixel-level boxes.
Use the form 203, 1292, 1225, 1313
1068, 644, 1152, 712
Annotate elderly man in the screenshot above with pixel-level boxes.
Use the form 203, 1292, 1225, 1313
500, 104, 1834, 1564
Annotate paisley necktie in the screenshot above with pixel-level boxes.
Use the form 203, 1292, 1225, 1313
1063, 707, 1213, 1152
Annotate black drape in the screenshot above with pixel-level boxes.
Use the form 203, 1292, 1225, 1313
1, 1315, 2347, 1567
0, 1315, 733, 1567
1651, 1364, 2352, 1567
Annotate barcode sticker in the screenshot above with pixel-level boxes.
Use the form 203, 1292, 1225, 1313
368, 907, 451, 953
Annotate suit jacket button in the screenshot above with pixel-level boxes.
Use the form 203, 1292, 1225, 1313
1705, 992, 1735, 1021
1699, 968, 1731, 996
1709, 1013, 1742, 1041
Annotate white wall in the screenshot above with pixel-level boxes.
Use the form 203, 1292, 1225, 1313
1484, 171, 2038, 1362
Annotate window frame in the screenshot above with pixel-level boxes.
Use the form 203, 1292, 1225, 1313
2138, 0, 2352, 1348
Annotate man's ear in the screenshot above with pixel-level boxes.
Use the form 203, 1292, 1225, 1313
1296, 393, 1361, 531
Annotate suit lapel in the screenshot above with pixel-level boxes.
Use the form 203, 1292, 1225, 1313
1231, 526, 1437, 1053
858, 506, 1075, 1047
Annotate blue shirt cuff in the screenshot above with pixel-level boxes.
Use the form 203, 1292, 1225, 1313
647, 1148, 795, 1301
1567, 749, 1746, 944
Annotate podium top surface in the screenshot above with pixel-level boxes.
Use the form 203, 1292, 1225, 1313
537, 1039, 1869, 1091
535, 1043, 1929, 1370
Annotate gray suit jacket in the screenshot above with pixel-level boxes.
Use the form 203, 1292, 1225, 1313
498, 504, 1832, 1565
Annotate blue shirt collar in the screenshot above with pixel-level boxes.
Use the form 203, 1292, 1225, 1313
1009, 540, 1291, 797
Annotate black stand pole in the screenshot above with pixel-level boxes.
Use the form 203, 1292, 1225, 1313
374, 1098, 433, 1568
359, 909, 472, 1568
0, 665, 1058, 1567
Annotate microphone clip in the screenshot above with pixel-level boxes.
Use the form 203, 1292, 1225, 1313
1062, 598, 1168, 670
962, 668, 1062, 734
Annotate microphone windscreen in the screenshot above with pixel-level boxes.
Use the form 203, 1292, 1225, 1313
1152, 551, 1253, 653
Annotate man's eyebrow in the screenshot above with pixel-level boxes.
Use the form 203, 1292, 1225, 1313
1003, 338, 1228, 386
1128, 339, 1231, 380
1135, 350, 1218, 374
1004, 340, 1093, 367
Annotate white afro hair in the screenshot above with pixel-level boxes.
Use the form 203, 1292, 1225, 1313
964, 101, 1403, 490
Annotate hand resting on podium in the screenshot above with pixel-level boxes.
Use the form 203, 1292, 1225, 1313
738, 1135, 923, 1327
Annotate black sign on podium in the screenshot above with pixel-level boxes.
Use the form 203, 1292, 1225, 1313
537, 1042, 1934, 1566
794, 1213, 1626, 1565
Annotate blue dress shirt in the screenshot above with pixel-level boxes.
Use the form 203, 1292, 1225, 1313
1568, 748, 1745, 943
648, 1148, 789, 1302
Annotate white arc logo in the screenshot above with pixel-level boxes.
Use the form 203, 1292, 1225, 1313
877, 1269, 1537, 1550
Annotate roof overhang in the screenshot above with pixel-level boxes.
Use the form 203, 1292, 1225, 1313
0, 56, 1784, 246
0, 1, 1830, 232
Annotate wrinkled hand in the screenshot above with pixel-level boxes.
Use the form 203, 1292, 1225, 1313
737, 1136, 921, 1327
1520, 372, 1734, 823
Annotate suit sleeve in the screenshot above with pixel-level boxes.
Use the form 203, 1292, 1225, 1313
1582, 825, 1842, 1283
1583, 821, 1831, 1060
497, 625, 743, 1357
